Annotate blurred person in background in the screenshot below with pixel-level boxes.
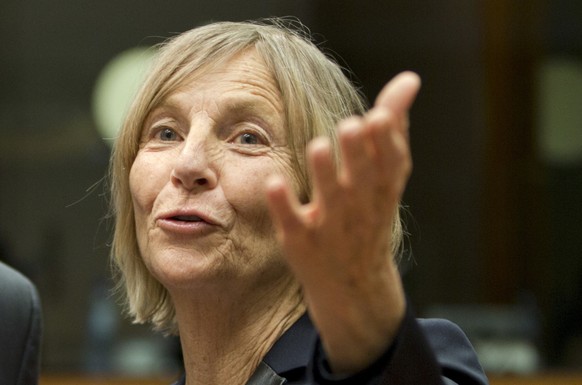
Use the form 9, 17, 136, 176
0, 260, 42, 385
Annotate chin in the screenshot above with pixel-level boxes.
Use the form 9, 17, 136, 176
145, 248, 240, 290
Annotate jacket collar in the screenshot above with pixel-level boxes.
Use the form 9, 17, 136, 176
172, 312, 316, 385
262, 312, 317, 376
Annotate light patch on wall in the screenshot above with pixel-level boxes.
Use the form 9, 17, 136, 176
536, 56, 582, 165
92, 47, 156, 146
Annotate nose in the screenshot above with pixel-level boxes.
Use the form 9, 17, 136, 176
171, 135, 218, 191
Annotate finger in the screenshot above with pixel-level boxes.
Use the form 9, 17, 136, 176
337, 117, 379, 193
265, 176, 320, 280
380, 129, 411, 200
373, 71, 421, 114
265, 175, 304, 240
307, 136, 340, 211
365, 108, 412, 182
341, 112, 406, 237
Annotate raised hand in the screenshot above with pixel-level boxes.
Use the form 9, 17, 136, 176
266, 72, 421, 373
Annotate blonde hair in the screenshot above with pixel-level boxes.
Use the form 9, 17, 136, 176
110, 18, 404, 333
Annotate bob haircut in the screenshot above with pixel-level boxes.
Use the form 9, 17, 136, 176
110, 18, 404, 333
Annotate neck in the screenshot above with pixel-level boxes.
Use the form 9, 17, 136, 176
172, 273, 305, 385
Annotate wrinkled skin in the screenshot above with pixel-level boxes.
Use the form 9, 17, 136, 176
130, 50, 297, 293
129, 47, 421, 382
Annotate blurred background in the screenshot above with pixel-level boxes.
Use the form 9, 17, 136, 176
1, 0, 581, 382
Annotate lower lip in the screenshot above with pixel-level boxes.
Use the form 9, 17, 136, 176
156, 218, 216, 235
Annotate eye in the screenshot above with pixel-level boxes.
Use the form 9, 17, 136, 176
232, 131, 266, 146
158, 127, 178, 141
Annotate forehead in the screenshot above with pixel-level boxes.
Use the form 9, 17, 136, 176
137, 49, 290, 148
164, 49, 283, 113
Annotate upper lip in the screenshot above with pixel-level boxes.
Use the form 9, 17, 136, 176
157, 208, 220, 226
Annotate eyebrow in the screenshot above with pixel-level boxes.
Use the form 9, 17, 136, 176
221, 97, 277, 118
152, 91, 283, 124
218, 97, 285, 139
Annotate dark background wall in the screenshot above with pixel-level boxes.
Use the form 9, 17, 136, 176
1, 0, 581, 375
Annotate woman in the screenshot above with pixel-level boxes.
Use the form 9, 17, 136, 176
110, 19, 488, 384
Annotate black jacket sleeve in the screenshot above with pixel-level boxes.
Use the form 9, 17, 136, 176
311, 305, 488, 385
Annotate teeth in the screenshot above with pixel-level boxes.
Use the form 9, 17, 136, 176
174, 215, 202, 222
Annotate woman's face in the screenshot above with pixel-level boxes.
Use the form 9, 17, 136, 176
129, 49, 296, 290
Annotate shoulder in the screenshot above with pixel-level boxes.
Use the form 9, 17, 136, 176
418, 317, 473, 346
417, 317, 478, 357
0, 261, 42, 384
0, 261, 40, 321
417, 318, 488, 384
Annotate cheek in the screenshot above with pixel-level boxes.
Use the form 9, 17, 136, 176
223, 175, 269, 221
129, 153, 168, 221
222, 154, 296, 238
224, 154, 291, 206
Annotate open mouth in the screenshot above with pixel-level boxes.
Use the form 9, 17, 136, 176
157, 212, 216, 234
172, 215, 204, 222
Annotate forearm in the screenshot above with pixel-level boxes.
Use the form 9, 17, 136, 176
307, 262, 405, 374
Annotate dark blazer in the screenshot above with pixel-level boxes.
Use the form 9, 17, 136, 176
0, 262, 42, 385
173, 305, 488, 385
